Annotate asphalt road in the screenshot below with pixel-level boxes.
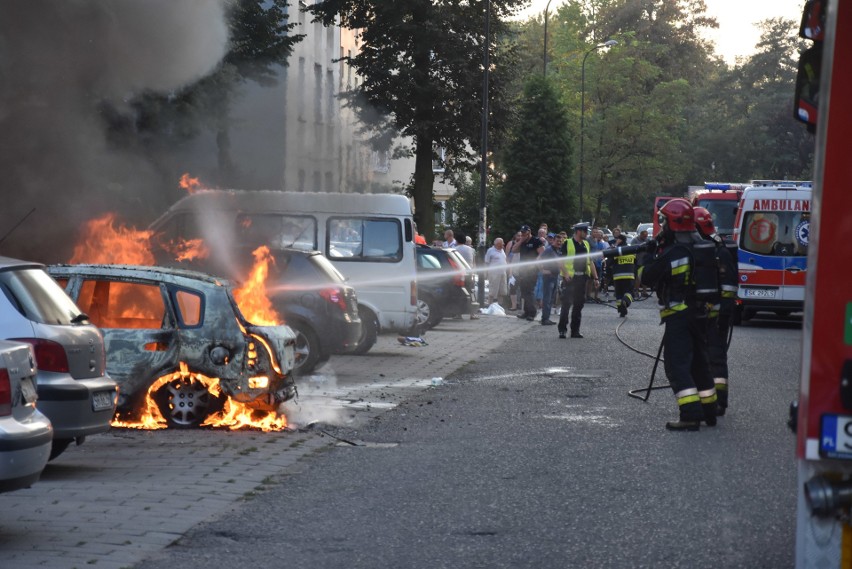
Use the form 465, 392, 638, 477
134, 298, 801, 569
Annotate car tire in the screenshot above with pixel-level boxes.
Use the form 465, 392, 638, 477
417, 295, 442, 330
290, 321, 321, 376
153, 374, 224, 428
353, 307, 378, 355
48, 438, 73, 461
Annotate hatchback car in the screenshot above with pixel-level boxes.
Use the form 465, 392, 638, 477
47, 264, 297, 428
415, 246, 478, 329
160, 247, 361, 376
0, 257, 117, 459
0, 340, 53, 493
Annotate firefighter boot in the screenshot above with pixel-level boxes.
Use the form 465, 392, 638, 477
715, 379, 728, 416
702, 402, 718, 427
666, 401, 702, 431
617, 302, 627, 317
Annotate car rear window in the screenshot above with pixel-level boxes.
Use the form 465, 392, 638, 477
76, 280, 167, 329
417, 252, 442, 270
0, 268, 81, 325
275, 252, 343, 285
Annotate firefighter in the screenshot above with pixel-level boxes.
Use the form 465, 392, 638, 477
610, 234, 636, 317
639, 199, 718, 431
693, 206, 738, 415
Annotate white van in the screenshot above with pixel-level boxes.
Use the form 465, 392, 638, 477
149, 190, 419, 353
733, 180, 811, 321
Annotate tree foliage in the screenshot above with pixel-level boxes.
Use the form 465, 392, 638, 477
307, 0, 525, 242
492, 75, 575, 239
508, 0, 813, 230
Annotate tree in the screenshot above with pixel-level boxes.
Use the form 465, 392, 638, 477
446, 171, 499, 242
307, 0, 525, 242
116, 0, 302, 187
492, 75, 575, 238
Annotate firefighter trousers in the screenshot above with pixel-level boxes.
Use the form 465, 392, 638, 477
663, 309, 717, 421
707, 310, 732, 408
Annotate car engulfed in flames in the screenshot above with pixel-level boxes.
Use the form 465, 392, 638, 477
47, 263, 296, 431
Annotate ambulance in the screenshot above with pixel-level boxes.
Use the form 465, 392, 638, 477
733, 180, 812, 322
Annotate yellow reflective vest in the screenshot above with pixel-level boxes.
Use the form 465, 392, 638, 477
562, 239, 593, 278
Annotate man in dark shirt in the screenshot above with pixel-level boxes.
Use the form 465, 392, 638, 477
516, 224, 544, 321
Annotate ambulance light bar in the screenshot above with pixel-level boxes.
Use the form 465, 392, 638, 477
703, 183, 747, 192
750, 180, 813, 189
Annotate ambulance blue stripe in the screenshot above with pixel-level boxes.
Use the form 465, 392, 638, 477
737, 251, 785, 270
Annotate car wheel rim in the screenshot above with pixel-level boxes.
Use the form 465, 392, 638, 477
416, 299, 430, 325
293, 330, 310, 367
163, 377, 212, 426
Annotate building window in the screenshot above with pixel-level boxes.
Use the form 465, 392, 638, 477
372, 150, 390, 173
432, 146, 446, 173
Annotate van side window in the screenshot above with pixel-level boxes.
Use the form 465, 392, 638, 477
741, 212, 809, 257
328, 218, 402, 262
235, 214, 316, 251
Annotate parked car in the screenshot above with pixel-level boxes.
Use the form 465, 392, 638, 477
0, 257, 117, 459
47, 264, 297, 428
0, 340, 53, 492
158, 247, 361, 376
635, 223, 654, 240
415, 245, 478, 329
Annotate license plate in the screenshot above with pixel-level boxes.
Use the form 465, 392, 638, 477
819, 414, 852, 459
20, 377, 37, 404
744, 288, 777, 298
92, 390, 114, 412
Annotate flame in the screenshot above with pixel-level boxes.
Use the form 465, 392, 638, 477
167, 237, 210, 262
70, 213, 155, 265
233, 246, 282, 326
179, 173, 203, 194
111, 363, 287, 432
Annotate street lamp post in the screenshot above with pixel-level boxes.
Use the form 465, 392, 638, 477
579, 39, 617, 220
477, 0, 490, 306
543, 0, 554, 76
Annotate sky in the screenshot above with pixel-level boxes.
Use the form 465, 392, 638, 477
517, 0, 805, 64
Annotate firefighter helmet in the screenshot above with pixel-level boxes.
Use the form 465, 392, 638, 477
693, 206, 716, 237
658, 198, 695, 232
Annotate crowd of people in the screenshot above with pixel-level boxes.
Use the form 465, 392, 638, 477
478, 221, 650, 335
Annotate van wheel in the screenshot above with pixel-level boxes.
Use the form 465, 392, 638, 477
290, 322, 321, 375
353, 308, 378, 355
48, 439, 73, 461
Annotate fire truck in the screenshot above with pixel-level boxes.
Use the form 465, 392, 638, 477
688, 182, 746, 240
793, 0, 852, 567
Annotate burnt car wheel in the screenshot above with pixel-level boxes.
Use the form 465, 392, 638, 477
416, 295, 442, 330
290, 321, 321, 376
155, 376, 220, 428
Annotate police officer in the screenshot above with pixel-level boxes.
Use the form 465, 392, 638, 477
639, 199, 718, 431
557, 222, 597, 339
694, 207, 738, 415
610, 234, 636, 317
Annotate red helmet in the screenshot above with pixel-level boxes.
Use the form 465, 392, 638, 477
693, 206, 716, 236
658, 198, 695, 232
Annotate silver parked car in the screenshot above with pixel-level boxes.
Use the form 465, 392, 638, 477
0, 340, 53, 493
48, 264, 297, 428
0, 257, 117, 460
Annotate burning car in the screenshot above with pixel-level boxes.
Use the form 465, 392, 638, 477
47, 264, 297, 429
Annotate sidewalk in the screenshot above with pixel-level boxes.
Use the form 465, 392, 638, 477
0, 310, 533, 569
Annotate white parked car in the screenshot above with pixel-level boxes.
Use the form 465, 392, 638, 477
0, 340, 52, 493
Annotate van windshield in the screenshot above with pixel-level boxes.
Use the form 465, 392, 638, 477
0, 268, 82, 325
740, 211, 810, 256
